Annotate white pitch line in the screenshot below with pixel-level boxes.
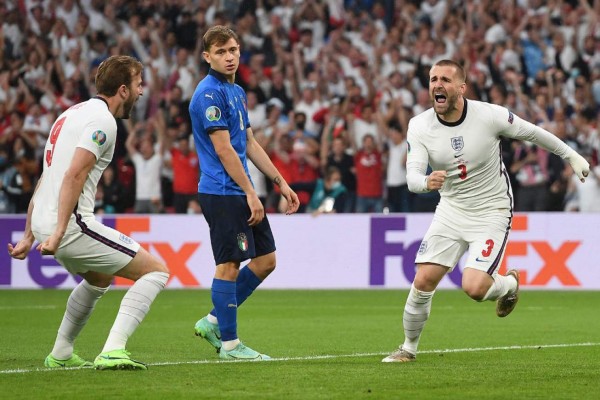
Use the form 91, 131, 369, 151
1, 342, 599, 375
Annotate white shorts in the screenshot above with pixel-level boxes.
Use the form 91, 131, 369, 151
415, 205, 511, 275
33, 217, 140, 276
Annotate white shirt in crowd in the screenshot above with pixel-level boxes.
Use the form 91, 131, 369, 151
566, 166, 600, 212
131, 151, 162, 201
387, 138, 408, 187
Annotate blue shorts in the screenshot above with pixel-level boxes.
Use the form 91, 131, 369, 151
198, 194, 276, 265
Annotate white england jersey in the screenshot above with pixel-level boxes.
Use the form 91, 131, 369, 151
406, 99, 573, 213
32, 98, 117, 235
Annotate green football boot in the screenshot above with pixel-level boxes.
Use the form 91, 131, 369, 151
194, 317, 222, 352
93, 349, 147, 370
219, 342, 271, 361
44, 353, 93, 368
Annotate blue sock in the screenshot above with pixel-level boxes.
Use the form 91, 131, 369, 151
211, 279, 237, 341
209, 267, 262, 318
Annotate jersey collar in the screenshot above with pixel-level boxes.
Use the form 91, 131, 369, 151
436, 97, 467, 127
208, 68, 229, 83
93, 95, 109, 109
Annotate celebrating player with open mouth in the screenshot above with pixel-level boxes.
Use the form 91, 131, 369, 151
383, 59, 590, 363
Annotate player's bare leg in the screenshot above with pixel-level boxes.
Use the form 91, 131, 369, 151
462, 268, 496, 301
462, 267, 519, 316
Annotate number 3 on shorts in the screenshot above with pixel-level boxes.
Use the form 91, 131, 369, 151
481, 239, 494, 257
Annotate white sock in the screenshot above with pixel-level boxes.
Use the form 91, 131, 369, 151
51, 280, 109, 360
206, 313, 218, 324
482, 273, 517, 301
222, 339, 241, 351
402, 283, 435, 355
101, 271, 169, 353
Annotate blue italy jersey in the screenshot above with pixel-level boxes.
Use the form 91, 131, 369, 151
189, 69, 252, 195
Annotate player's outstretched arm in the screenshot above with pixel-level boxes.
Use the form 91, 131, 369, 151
565, 151, 590, 183
501, 110, 590, 182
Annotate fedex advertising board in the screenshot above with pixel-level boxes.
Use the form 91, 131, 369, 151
1, 213, 598, 289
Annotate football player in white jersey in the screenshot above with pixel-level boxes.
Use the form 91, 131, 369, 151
383, 60, 590, 363
8, 56, 170, 370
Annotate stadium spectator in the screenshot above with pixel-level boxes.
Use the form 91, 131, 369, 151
269, 128, 294, 211
325, 135, 356, 213
167, 132, 200, 214
288, 138, 320, 213
291, 165, 348, 214
347, 104, 380, 151
384, 122, 411, 213
125, 120, 164, 214
565, 155, 600, 212
0, 0, 599, 215
0, 145, 15, 213
354, 133, 384, 213
97, 163, 126, 214
267, 69, 294, 113
510, 143, 550, 211
246, 90, 268, 133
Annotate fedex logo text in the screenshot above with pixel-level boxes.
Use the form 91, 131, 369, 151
103, 217, 202, 287
0, 218, 72, 287
368, 216, 582, 287
0, 217, 204, 288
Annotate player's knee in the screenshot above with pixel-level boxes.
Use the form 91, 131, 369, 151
251, 253, 276, 277
413, 276, 438, 292
153, 260, 170, 275
261, 258, 276, 275
257, 261, 276, 277
462, 284, 487, 301
84, 275, 112, 289
140, 247, 169, 274
263, 263, 275, 276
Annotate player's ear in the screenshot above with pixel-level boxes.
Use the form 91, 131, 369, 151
202, 51, 210, 64
118, 84, 128, 99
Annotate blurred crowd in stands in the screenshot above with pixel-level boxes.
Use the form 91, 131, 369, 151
1, 0, 600, 215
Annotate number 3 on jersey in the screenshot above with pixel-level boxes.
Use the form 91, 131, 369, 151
458, 164, 467, 180
45, 117, 66, 167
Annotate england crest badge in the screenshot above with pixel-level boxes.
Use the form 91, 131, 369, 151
450, 136, 464, 152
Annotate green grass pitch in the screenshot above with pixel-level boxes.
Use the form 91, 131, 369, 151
1, 289, 599, 399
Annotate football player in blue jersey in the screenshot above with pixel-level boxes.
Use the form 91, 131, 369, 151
189, 25, 300, 360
